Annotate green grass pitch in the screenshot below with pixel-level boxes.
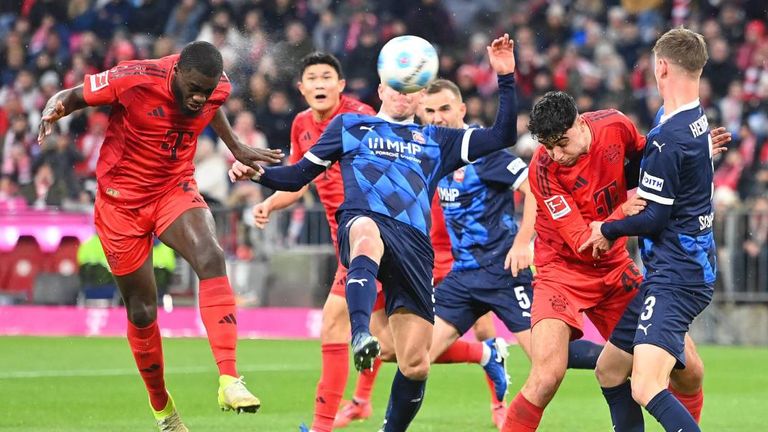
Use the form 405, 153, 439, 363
0, 337, 764, 431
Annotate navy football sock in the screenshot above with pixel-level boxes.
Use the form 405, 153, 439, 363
646, 389, 701, 432
346, 255, 379, 339
567, 339, 603, 369
383, 369, 426, 432
602, 381, 644, 432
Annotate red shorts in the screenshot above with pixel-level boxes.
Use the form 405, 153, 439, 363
329, 264, 385, 311
432, 249, 453, 285
531, 258, 642, 340
94, 178, 208, 276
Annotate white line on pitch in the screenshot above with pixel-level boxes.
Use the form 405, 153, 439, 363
0, 364, 313, 379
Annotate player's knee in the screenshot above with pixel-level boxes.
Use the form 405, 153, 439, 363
528, 367, 565, 401
399, 355, 430, 380
349, 219, 384, 258
378, 341, 396, 362
670, 358, 704, 394
126, 301, 157, 327
630, 378, 657, 407
400, 362, 429, 381
473, 324, 495, 341
526, 373, 565, 406
320, 316, 350, 344
630, 370, 666, 407
191, 243, 226, 278
594, 361, 626, 388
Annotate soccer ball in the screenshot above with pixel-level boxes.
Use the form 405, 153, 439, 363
377, 35, 439, 93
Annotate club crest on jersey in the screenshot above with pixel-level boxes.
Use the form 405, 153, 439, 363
411, 130, 425, 144
603, 143, 620, 163
641, 172, 664, 192
544, 195, 571, 219
453, 167, 466, 182
90, 71, 109, 91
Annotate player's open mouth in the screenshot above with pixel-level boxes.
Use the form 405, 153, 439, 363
187, 103, 202, 111
315, 94, 327, 101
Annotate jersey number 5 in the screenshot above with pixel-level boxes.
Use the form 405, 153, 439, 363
163, 129, 194, 160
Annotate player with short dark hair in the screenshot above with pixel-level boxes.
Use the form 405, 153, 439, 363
581, 27, 716, 432
422, 79, 604, 430
38, 40, 282, 431
231, 34, 519, 432
501, 87, 729, 431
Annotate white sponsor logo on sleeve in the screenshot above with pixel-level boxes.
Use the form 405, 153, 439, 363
89, 71, 109, 91
506, 159, 527, 175
641, 172, 665, 192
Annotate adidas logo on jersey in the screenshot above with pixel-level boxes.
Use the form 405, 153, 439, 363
147, 106, 166, 118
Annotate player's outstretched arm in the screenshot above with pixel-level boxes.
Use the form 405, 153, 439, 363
229, 157, 325, 192
211, 108, 284, 167
579, 201, 673, 258
38, 85, 88, 144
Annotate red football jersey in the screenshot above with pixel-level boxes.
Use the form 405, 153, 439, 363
529, 110, 646, 268
288, 95, 376, 241
430, 194, 454, 276
83, 55, 230, 207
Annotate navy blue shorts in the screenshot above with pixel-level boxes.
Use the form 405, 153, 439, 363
435, 264, 533, 335
610, 282, 713, 368
337, 210, 435, 324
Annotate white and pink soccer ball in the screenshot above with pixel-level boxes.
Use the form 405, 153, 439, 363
377, 35, 439, 94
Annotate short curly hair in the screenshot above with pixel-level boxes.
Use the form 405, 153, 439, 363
178, 41, 223, 78
528, 91, 578, 149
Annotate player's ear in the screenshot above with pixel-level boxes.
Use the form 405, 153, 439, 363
459, 102, 467, 118
337, 78, 346, 92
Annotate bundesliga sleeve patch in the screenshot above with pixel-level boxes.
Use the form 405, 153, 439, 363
506, 158, 527, 175
544, 195, 571, 219
89, 71, 109, 91
641, 172, 665, 192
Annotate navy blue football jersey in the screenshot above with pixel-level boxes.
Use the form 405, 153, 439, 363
437, 149, 528, 271
304, 114, 474, 236
637, 100, 717, 286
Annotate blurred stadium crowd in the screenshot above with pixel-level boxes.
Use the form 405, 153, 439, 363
0, 1, 766, 295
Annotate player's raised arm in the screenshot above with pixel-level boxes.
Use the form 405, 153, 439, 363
211, 108, 284, 166
38, 84, 88, 144
443, 35, 518, 173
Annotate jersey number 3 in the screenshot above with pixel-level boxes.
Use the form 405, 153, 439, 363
163, 130, 194, 160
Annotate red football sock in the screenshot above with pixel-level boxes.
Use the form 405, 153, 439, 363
669, 385, 704, 423
199, 276, 238, 377
354, 356, 382, 402
312, 343, 349, 432
502, 393, 544, 432
434, 339, 483, 363
485, 373, 503, 404
127, 320, 168, 411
